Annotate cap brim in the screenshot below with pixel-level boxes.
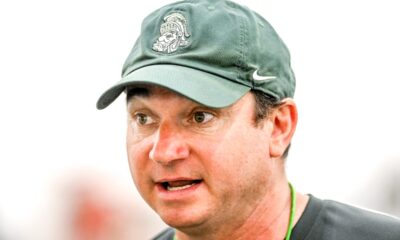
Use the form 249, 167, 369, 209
96, 64, 251, 110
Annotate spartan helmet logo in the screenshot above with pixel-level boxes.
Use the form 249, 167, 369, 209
152, 12, 191, 53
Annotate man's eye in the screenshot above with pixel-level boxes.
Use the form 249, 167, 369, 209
193, 112, 214, 123
135, 113, 154, 125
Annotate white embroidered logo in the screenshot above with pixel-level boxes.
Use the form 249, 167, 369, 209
152, 12, 191, 53
252, 70, 277, 82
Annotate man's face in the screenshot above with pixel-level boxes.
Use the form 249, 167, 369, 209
126, 86, 276, 232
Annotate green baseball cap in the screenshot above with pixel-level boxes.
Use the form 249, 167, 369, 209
96, 0, 295, 110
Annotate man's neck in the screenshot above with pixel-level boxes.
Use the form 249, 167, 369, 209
176, 180, 309, 240
229, 180, 292, 240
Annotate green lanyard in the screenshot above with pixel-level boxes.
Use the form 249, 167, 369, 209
285, 182, 296, 240
173, 183, 296, 240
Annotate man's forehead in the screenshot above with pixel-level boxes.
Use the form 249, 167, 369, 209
126, 84, 252, 112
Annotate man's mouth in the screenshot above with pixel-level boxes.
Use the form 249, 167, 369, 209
161, 180, 202, 191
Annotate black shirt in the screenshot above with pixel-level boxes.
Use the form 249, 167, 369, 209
152, 195, 400, 240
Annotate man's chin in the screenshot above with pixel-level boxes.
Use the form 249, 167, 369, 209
162, 214, 203, 228
159, 210, 209, 233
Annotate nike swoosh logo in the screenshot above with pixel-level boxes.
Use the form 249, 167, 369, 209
252, 70, 277, 81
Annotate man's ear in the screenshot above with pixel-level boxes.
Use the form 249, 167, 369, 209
268, 98, 298, 158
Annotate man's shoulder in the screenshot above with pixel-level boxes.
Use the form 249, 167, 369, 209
323, 198, 400, 228
151, 228, 174, 240
294, 195, 400, 240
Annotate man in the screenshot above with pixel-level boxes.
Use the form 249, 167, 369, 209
96, 0, 400, 239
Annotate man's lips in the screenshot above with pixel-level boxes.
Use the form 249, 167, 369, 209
156, 179, 203, 192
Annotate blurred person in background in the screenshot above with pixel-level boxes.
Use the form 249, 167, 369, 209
96, 0, 400, 239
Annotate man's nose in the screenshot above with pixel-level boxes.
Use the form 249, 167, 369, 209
149, 122, 189, 165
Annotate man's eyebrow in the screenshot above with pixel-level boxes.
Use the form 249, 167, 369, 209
126, 87, 150, 103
